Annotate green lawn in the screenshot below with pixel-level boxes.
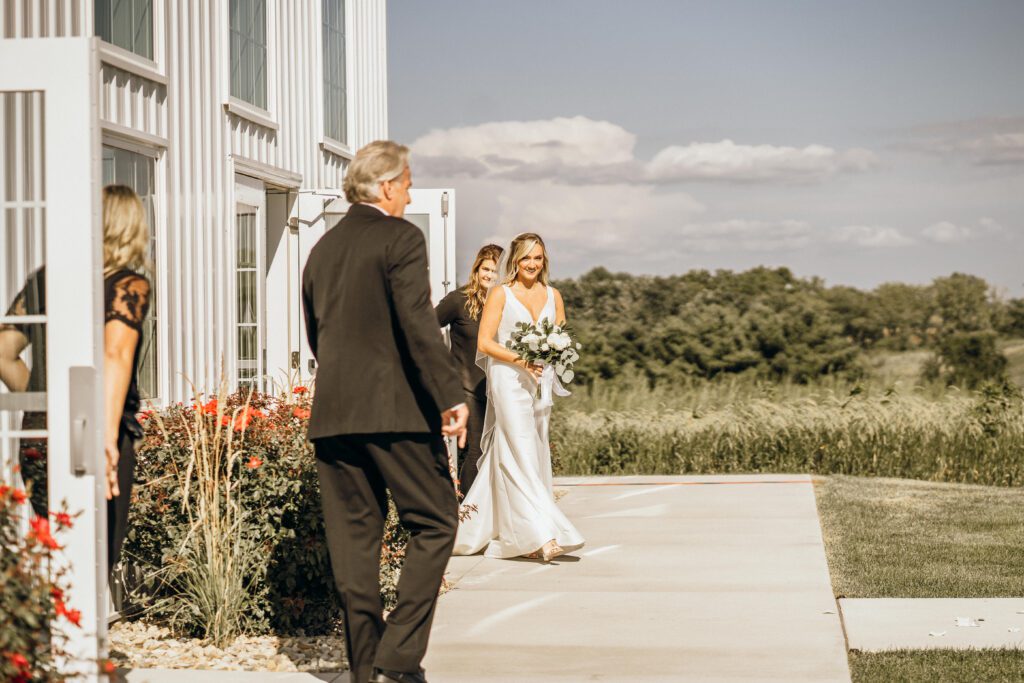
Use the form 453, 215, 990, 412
816, 475, 1024, 597
816, 476, 1024, 681
849, 649, 1024, 682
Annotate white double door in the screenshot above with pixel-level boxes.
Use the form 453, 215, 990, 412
294, 188, 457, 384
0, 37, 108, 681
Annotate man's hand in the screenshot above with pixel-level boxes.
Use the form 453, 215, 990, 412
441, 403, 470, 448
105, 440, 120, 500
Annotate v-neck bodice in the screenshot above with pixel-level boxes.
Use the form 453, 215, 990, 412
496, 284, 555, 347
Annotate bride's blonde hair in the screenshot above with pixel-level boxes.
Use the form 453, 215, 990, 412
102, 184, 149, 275
503, 233, 549, 286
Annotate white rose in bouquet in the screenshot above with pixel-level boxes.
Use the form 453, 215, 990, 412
560, 369, 575, 383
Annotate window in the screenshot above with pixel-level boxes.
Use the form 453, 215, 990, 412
95, 0, 154, 59
235, 206, 262, 389
101, 145, 159, 400
230, 0, 268, 109
322, 0, 347, 143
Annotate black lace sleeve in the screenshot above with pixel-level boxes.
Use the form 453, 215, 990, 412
105, 272, 151, 332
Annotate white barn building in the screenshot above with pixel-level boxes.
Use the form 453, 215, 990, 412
0, 2, 455, 674
2, 0, 455, 405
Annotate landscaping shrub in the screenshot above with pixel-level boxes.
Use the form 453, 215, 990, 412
1, 485, 104, 681
126, 386, 410, 638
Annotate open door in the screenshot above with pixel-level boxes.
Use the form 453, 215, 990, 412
0, 38, 106, 680
293, 189, 458, 386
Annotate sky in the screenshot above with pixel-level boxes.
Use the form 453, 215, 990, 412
387, 0, 1024, 295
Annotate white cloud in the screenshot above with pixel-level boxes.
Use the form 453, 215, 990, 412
899, 117, 1024, 165
412, 116, 642, 184
412, 117, 877, 185
830, 225, 914, 248
922, 221, 973, 243
646, 140, 878, 183
921, 217, 1009, 244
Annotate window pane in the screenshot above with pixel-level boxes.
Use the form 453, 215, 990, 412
322, 1, 347, 143
96, 0, 152, 58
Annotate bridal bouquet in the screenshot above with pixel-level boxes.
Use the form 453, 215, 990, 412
505, 318, 582, 393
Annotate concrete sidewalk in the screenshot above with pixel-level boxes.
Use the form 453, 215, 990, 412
424, 474, 851, 682
842, 598, 1024, 651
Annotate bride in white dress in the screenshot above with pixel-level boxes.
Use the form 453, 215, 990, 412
452, 233, 585, 561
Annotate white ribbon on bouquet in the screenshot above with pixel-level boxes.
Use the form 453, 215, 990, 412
536, 361, 571, 409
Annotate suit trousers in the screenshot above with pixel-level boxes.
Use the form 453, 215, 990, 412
457, 392, 487, 494
315, 433, 458, 682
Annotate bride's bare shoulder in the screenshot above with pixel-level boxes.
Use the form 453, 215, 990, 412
484, 284, 506, 306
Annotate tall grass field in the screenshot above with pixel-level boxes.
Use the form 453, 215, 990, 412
550, 376, 1024, 486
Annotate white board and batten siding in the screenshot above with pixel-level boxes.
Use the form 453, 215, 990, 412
3, 0, 393, 403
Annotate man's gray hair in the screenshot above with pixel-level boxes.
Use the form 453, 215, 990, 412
342, 140, 410, 204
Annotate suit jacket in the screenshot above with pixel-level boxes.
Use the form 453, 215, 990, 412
302, 202, 464, 439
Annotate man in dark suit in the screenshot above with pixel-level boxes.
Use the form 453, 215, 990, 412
302, 140, 468, 683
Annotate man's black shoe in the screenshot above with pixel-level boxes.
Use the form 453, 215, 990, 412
369, 668, 427, 683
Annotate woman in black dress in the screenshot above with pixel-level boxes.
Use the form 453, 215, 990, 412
436, 244, 503, 493
0, 184, 151, 574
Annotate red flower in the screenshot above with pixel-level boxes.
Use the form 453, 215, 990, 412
246, 456, 263, 470
52, 511, 74, 529
292, 386, 308, 394
6, 652, 29, 671
292, 407, 311, 419
23, 446, 43, 460
102, 659, 117, 674
137, 409, 154, 422
55, 598, 82, 627
220, 415, 231, 427
28, 516, 60, 550
11, 489, 27, 505
50, 586, 64, 601
0, 485, 9, 497
202, 398, 219, 415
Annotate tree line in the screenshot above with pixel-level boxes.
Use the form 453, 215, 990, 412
553, 267, 1024, 387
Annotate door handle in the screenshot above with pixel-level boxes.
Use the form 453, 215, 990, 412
71, 417, 88, 475
69, 366, 97, 476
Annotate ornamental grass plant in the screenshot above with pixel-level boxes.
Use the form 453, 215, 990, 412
125, 381, 417, 643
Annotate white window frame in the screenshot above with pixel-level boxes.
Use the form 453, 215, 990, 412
320, 0, 353, 159
99, 135, 167, 404
95, 0, 167, 85
224, 0, 278, 129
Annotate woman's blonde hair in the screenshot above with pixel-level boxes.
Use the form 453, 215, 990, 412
461, 243, 504, 321
102, 184, 149, 275
343, 140, 410, 203
503, 233, 549, 286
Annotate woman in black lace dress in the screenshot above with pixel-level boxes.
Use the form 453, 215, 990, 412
0, 184, 150, 574
435, 244, 503, 493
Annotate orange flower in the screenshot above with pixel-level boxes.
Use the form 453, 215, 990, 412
11, 489, 27, 505
102, 659, 117, 674
55, 598, 82, 627
0, 485, 9, 497
232, 406, 265, 432
22, 446, 43, 460
50, 586, 64, 601
202, 398, 219, 415
292, 407, 311, 419
292, 386, 308, 394
28, 516, 60, 550
52, 511, 74, 529
246, 456, 263, 469
220, 415, 231, 427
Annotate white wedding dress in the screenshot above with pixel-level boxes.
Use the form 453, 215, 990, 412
452, 284, 585, 558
